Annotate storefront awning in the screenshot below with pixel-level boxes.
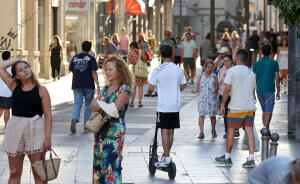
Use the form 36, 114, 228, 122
106, 0, 145, 15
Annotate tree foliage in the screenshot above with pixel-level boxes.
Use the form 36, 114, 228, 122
270, 0, 300, 27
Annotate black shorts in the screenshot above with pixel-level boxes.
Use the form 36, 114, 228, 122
174, 56, 181, 65
0, 97, 12, 109
157, 112, 180, 129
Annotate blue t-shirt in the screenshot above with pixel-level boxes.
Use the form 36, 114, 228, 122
69, 53, 98, 89
253, 56, 279, 93
175, 42, 182, 56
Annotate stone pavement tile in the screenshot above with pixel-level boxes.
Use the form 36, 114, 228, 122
225, 173, 249, 184
77, 148, 93, 162
151, 172, 191, 183
190, 175, 231, 183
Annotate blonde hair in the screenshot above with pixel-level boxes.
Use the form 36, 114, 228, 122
231, 31, 239, 38
138, 33, 147, 42
103, 56, 133, 88
111, 33, 120, 43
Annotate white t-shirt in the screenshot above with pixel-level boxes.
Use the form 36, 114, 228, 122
224, 65, 256, 111
148, 62, 186, 112
0, 66, 12, 97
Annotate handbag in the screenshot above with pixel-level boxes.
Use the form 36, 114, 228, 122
85, 100, 119, 133
84, 112, 110, 133
32, 149, 61, 182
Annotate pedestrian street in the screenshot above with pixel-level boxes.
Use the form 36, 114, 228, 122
0, 58, 299, 184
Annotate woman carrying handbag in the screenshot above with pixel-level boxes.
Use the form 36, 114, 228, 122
0, 59, 52, 184
129, 33, 150, 108
90, 56, 133, 184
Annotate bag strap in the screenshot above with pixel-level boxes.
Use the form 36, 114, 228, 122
50, 149, 58, 178
42, 151, 49, 181
42, 149, 59, 181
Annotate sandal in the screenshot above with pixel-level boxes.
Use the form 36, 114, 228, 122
129, 102, 134, 107
212, 130, 217, 138
138, 102, 143, 108
198, 133, 204, 139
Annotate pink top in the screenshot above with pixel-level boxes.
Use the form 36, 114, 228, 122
120, 35, 129, 51
218, 66, 229, 95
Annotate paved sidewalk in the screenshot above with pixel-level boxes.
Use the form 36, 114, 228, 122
0, 58, 299, 183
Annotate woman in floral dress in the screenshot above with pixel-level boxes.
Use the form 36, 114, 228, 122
192, 60, 219, 139
90, 56, 133, 184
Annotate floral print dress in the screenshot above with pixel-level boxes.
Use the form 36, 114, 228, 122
93, 85, 131, 184
198, 73, 219, 116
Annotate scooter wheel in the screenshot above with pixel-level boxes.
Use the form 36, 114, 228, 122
168, 162, 176, 179
149, 157, 156, 175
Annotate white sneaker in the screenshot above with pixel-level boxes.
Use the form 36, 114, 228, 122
154, 155, 165, 167
155, 156, 172, 167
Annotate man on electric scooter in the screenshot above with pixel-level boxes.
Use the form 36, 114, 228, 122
146, 45, 186, 167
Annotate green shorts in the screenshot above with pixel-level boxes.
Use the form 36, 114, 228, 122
183, 58, 195, 70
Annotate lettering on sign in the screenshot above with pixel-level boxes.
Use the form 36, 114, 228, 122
69, 1, 86, 8
66, 0, 90, 12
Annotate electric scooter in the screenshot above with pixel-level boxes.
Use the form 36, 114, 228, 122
148, 122, 176, 179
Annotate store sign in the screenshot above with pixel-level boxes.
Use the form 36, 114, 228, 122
52, 0, 60, 7
66, 0, 90, 12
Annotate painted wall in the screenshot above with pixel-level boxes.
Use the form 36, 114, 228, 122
0, 0, 18, 55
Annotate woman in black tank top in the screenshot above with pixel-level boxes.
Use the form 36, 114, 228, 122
0, 59, 52, 184
49, 35, 63, 81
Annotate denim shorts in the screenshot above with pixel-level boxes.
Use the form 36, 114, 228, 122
257, 92, 275, 113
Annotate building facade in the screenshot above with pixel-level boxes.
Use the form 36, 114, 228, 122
0, 0, 173, 79
0, 0, 66, 79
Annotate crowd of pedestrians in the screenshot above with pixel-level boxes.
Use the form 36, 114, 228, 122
0, 24, 297, 184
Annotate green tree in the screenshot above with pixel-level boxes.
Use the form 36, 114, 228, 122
270, 0, 300, 36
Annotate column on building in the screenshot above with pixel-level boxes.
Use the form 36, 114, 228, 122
26, 0, 40, 76
17, 0, 29, 61
42, 0, 53, 79
57, 0, 68, 76
166, 0, 173, 31
154, 0, 161, 43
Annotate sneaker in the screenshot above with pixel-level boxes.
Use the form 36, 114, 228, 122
215, 155, 233, 166
70, 119, 77, 134
154, 155, 165, 167
155, 156, 172, 167
242, 159, 256, 168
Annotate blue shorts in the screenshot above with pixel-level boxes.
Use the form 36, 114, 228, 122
257, 92, 275, 113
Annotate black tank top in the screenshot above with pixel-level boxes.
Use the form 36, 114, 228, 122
51, 44, 61, 59
12, 85, 43, 117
